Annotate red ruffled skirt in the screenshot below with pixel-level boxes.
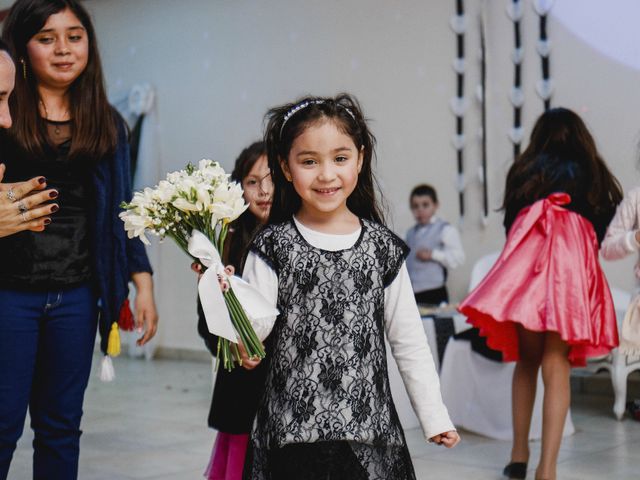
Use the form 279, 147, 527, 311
459, 193, 618, 367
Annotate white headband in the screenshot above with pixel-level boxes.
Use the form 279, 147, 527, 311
279, 100, 356, 138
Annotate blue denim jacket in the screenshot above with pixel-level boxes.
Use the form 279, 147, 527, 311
93, 117, 152, 354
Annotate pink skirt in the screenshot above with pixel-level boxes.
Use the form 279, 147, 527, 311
204, 432, 250, 480
459, 193, 618, 367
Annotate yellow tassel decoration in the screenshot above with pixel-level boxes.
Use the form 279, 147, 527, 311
106, 322, 121, 357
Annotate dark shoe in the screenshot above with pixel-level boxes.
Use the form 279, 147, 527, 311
627, 400, 640, 421
503, 462, 527, 479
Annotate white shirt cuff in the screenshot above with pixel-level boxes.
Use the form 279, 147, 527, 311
431, 249, 445, 264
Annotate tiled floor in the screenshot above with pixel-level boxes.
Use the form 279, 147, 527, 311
7, 354, 640, 479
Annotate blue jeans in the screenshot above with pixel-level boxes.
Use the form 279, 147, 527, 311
0, 285, 98, 480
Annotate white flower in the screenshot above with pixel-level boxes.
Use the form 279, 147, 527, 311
194, 183, 212, 211
154, 180, 177, 203
173, 197, 200, 212
199, 159, 227, 181
119, 210, 152, 245
122, 159, 248, 247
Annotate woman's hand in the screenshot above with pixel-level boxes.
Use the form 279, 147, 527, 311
0, 164, 58, 238
131, 272, 158, 346
429, 430, 460, 448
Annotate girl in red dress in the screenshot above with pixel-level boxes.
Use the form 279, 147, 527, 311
460, 108, 622, 480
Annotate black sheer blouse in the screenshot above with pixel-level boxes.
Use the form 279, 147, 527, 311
0, 120, 94, 289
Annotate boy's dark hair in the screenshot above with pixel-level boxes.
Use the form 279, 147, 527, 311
264, 93, 385, 225
410, 184, 438, 204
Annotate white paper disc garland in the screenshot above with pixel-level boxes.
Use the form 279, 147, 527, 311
532, 0, 554, 16
479, 5, 489, 226
508, 0, 524, 158
451, 0, 467, 221
533, 0, 553, 110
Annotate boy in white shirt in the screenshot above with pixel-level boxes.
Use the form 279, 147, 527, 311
406, 184, 465, 305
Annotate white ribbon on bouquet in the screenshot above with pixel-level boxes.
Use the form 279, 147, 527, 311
187, 230, 278, 342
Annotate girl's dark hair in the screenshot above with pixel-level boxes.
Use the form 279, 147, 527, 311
410, 184, 438, 204
264, 93, 385, 225
224, 141, 267, 271
2, 0, 117, 162
502, 107, 622, 215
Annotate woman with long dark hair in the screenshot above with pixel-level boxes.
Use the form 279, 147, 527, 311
460, 107, 622, 480
0, 1, 157, 478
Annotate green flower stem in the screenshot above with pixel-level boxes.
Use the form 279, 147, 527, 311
223, 292, 264, 358
228, 289, 264, 354
230, 342, 241, 366
222, 340, 232, 371
224, 291, 265, 357
217, 223, 228, 254
170, 227, 265, 370
214, 338, 222, 372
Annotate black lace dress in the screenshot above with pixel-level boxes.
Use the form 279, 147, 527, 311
243, 219, 416, 480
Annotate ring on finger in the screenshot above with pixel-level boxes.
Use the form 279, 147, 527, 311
20, 211, 28, 222
18, 201, 28, 214
7, 188, 17, 202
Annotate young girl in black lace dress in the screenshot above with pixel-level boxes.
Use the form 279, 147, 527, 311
240, 94, 459, 480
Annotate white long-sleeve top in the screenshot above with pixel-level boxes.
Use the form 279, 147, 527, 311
430, 221, 466, 269
601, 187, 640, 261
243, 217, 455, 441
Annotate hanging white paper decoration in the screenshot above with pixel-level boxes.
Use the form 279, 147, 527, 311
449, 14, 467, 34
532, 0, 554, 16
506, 0, 524, 21
536, 78, 554, 100
536, 39, 552, 57
511, 46, 524, 64
508, 126, 525, 144
451, 134, 466, 151
510, 86, 525, 107
449, 96, 468, 116
452, 58, 466, 74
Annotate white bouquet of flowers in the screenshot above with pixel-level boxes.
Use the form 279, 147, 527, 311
120, 159, 277, 370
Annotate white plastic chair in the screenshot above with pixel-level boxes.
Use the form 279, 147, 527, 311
582, 287, 640, 420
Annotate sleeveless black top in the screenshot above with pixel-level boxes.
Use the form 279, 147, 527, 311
0, 121, 93, 290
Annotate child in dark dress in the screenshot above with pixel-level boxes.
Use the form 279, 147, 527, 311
195, 141, 272, 480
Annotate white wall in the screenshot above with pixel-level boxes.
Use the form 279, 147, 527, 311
83, 0, 640, 353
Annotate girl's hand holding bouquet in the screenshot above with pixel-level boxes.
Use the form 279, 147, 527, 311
120, 159, 277, 370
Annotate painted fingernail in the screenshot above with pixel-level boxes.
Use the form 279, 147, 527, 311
51, 205, 59, 212
44, 218, 51, 225
49, 191, 58, 198
38, 177, 46, 184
